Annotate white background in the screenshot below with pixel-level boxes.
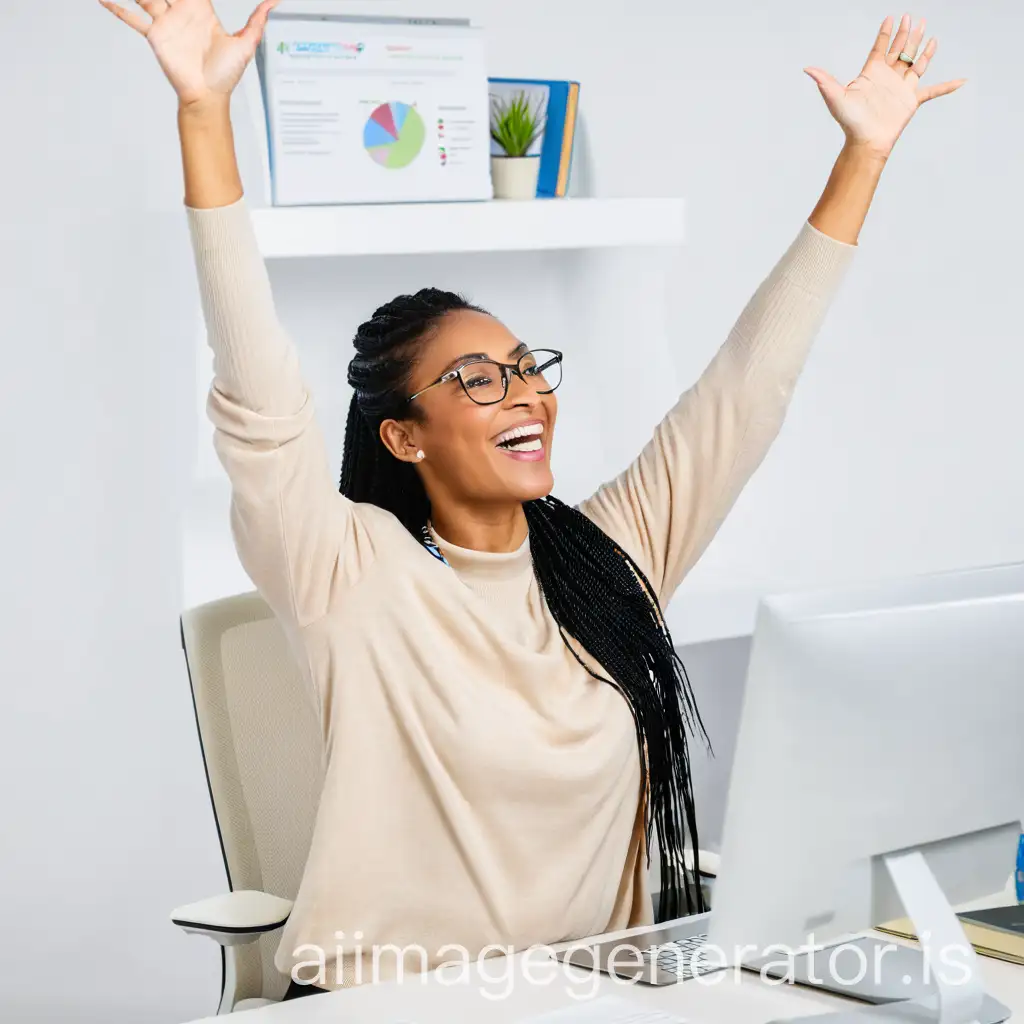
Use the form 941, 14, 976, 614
1, 1, 1019, 1021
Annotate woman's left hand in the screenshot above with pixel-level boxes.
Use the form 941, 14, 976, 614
805, 13, 966, 159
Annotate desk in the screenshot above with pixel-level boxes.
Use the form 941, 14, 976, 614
183, 921, 1024, 1024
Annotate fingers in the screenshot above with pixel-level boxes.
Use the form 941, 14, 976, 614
918, 78, 967, 104
235, 0, 280, 48
804, 67, 846, 107
97, 0, 150, 35
905, 16, 929, 57
135, 0, 169, 15
901, 16, 925, 76
886, 12, 912, 65
862, 15, 895, 73
907, 37, 937, 82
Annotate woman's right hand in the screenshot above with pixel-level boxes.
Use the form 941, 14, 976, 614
99, 0, 279, 108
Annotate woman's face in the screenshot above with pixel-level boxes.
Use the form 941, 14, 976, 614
380, 309, 558, 505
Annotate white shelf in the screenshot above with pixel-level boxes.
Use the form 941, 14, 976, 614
249, 198, 685, 259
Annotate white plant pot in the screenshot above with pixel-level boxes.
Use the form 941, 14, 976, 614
490, 155, 541, 200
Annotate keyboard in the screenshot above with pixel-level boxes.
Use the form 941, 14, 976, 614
638, 933, 714, 981
556, 915, 717, 987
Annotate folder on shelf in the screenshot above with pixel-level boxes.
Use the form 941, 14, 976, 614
488, 78, 580, 198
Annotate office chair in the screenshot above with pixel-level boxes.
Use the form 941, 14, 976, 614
176, 592, 324, 1013
175, 590, 719, 1013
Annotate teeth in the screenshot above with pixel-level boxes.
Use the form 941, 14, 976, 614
495, 422, 544, 446
502, 438, 543, 453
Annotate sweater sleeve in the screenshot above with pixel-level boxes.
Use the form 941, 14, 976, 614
578, 220, 856, 606
188, 198, 368, 629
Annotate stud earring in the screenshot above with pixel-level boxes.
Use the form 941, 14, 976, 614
416, 450, 425, 461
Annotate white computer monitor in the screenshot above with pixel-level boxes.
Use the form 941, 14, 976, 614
707, 562, 1024, 1024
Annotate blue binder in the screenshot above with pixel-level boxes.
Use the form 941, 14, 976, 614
489, 78, 580, 198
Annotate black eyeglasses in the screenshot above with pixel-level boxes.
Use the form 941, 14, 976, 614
407, 348, 563, 407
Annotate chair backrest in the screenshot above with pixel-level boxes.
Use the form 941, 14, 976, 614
180, 592, 324, 1007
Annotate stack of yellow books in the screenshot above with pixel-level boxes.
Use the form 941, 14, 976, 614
878, 905, 1024, 966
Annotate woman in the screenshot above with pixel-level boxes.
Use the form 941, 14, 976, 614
102, 0, 963, 997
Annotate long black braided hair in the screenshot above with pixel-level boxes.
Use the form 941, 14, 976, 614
340, 287, 710, 919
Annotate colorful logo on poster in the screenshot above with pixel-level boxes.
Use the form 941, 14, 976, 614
276, 41, 363, 56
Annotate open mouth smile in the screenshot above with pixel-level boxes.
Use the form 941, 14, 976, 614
493, 421, 546, 462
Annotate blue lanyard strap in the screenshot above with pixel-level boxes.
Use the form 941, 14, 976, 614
420, 524, 450, 567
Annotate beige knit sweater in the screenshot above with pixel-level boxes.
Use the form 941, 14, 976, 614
187, 199, 855, 988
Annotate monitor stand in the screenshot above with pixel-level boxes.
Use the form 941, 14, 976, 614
770, 851, 996, 1024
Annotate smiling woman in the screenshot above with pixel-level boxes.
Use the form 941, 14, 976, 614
352, 300, 566, 538
402, 336, 561, 463
101, 0, 966, 999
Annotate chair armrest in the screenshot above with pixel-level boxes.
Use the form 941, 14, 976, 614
171, 890, 292, 947
684, 849, 720, 878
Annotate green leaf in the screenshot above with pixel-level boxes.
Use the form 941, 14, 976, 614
489, 89, 547, 157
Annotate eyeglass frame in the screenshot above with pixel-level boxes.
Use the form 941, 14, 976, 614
405, 348, 564, 407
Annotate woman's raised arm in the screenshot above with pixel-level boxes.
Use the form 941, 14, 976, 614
580, 14, 964, 606
101, 0, 372, 630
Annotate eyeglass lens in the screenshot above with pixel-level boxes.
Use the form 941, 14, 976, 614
458, 350, 562, 405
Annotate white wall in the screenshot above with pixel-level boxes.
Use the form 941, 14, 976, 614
3, 1, 1020, 1022
0, 4, 225, 1021
659, 0, 1023, 639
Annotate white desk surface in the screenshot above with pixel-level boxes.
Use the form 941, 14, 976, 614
185, 920, 1024, 1024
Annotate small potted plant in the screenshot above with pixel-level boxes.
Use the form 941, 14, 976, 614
490, 90, 546, 200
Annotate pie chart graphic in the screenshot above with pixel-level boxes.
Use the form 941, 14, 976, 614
363, 102, 426, 170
